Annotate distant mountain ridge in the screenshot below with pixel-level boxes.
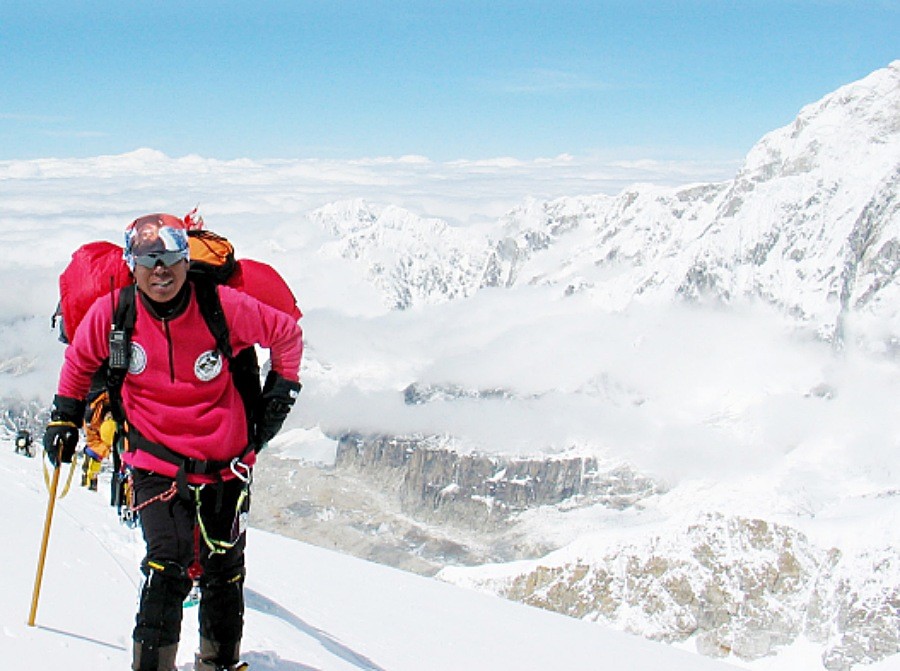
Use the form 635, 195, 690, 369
311, 61, 900, 351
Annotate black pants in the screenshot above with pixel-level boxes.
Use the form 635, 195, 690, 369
132, 469, 249, 669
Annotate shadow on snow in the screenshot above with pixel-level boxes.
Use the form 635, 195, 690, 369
245, 588, 387, 671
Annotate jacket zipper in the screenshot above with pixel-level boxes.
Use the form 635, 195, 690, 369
163, 318, 175, 382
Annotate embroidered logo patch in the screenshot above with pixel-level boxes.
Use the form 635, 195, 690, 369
194, 350, 223, 382
128, 343, 147, 375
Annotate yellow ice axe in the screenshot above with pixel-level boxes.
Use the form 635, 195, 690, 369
27, 440, 64, 627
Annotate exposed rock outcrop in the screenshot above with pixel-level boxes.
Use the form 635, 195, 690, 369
442, 513, 900, 670
335, 433, 661, 529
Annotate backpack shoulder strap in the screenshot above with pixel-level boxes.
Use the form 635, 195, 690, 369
192, 277, 233, 360
191, 277, 262, 439
114, 283, 138, 330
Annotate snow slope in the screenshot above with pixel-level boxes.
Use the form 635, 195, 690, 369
0, 443, 744, 671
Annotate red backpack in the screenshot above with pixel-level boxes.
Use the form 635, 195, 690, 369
53, 228, 301, 345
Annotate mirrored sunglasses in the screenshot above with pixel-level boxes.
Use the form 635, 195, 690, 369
133, 250, 188, 268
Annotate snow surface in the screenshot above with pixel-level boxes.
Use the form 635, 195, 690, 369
0, 445, 744, 671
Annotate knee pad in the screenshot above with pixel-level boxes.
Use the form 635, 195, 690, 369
141, 558, 189, 580
200, 566, 246, 589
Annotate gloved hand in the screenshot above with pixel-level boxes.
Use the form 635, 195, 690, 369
43, 394, 86, 467
253, 372, 301, 451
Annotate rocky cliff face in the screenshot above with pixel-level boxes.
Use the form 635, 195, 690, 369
256, 427, 900, 669
441, 513, 900, 671
335, 432, 661, 529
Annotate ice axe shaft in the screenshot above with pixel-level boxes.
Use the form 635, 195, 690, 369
27, 442, 64, 627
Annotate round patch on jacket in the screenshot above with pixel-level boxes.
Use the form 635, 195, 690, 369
195, 350, 224, 382
128, 343, 147, 375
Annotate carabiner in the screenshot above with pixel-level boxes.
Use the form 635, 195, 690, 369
229, 458, 252, 483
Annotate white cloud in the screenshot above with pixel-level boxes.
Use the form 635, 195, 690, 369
0, 149, 739, 227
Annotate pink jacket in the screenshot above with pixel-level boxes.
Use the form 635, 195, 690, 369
58, 283, 303, 482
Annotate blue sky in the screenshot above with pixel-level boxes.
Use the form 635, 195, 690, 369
0, 1, 896, 162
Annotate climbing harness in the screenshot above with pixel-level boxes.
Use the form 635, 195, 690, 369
194, 460, 252, 556
125, 459, 252, 558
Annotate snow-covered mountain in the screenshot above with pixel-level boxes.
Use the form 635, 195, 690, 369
309, 200, 492, 309
312, 61, 900, 352
439, 512, 900, 671
286, 61, 900, 671
1, 61, 898, 671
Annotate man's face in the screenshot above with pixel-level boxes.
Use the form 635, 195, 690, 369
133, 258, 188, 303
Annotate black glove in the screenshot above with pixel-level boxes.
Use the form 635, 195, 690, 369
253, 372, 301, 451
43, 394, 85, 467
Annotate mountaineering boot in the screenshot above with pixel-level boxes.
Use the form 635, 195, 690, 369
194, 657, 248, 671
133, 560, 193, 671
195, 637, 243, 670
132, 641, 178, 670
197, 568, 245, 670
